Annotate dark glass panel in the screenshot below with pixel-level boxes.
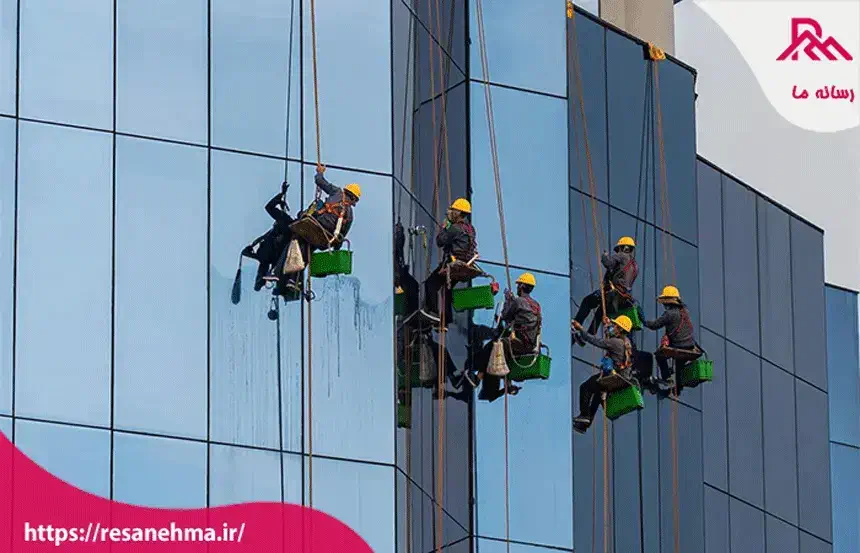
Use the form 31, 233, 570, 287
796, 380, 832, 541
757, 197, 794, 371
723, 177, 760, 354
790, 219, 827, 390
568, 12, 608, 202
761, 360, 798, 524
726, 342, 763, 508
696, 161, 724, 333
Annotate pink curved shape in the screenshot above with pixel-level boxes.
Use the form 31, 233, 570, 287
0, 432, 374, 552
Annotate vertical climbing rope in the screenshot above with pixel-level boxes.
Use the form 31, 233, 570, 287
567, 7, 612, 553
306, 0, 323, 510
474, 2, 514, 552
649, 44, 680, 553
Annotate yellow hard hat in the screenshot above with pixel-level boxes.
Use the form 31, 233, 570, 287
616, 236, 636, 248
658, 285, 681, 301
611, 315, 633, 333
450, 198, 471, 214
344, 183, 361, 199
516, 272, 537, 287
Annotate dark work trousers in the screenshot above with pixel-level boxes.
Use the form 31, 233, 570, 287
423, 265, 453, 324
396, 265, 421, 317
574, 288, 632, 334
578, 374, 608, 421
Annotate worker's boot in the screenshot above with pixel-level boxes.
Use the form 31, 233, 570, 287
573, 415, 592, 434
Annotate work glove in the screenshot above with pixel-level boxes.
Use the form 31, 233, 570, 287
504, 288, 513, 300
316, 163, 326, 174
281, 181, 289, 195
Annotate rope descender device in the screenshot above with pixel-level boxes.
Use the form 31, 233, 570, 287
647, 42, 666, 61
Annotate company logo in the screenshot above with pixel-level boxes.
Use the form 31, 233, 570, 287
777, 17, 853, 61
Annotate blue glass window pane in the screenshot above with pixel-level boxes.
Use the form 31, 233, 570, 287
767, 515, 799, 553
116, 0, 207, 144
0, 118, 12, 416
113, 433, 207, 508
704, 487, 729, 553
15, 419, 110, 498
762, 360, 798, 524
567, 14, 607, 202
726, 343, 763, 508
723, 176, 760, 354
572, 358, 617, 553
730, 498, 765, 553
476, 269, 572, 548
826, 287, 860, 447
309, 458, 394, 553
396, 471, 466, 552
801, 533, 832, 553
281, 452, 302, 504
700, 329, 727, 491
796, 380, 832, 541
392, 0, 415, 185
659, 401, 704, 553
19, 0, 112, 129
654, 61, 696, 244
696, 161, 724, 333
0, 0, 15, 115
409, 0, 466, 78
469, 0, 565, 95
613, 409, 641, 553
0, 416, 9, 438
758, 198, 794, 371
302, 0, 391, 174
114, 137, 207, 438
791, 219, 827, 390
570, 189, 608, 367
16, 122, 112, 426
607, 29, 652, 223
412, 0, 467, 106
209, 444, 281, 506
471, 83, 568, 273
210, 152, 302, 450
211, 0, 300, 158
477, 539, 569, 552
830, 443, 860, 553
303, 166, 393, 464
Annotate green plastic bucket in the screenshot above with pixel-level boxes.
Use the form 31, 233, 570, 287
681, 358, 713, 387
397, 404, 412, 429
310, 249, 353, 278
507, 345, 552, 382
452, 285, 496, 312
605, 385, 644, 420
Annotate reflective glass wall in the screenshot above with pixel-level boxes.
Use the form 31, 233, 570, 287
825, 286, 859, 553
1, 1, 396, 551
567, 9, 702, 553
697, 157, 833, 553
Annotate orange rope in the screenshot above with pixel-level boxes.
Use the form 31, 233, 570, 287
650, 46, 680, 553
474, 1, 513, 551
568, 9, 612, 553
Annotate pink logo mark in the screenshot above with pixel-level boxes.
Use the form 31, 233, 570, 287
777, 17, 853, 61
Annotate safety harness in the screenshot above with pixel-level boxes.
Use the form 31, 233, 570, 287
661, 306, 694, 348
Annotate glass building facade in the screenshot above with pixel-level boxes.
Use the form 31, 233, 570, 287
0, 1, 847, 552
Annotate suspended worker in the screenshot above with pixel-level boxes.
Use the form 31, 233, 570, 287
468, 273, 542, 400
642, 285, 700, 390
572, 315, 635, 433
418, 198, 477, 328
572, 236, 639, 343
241, 182, 295, 291
275, 164, 362, 278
